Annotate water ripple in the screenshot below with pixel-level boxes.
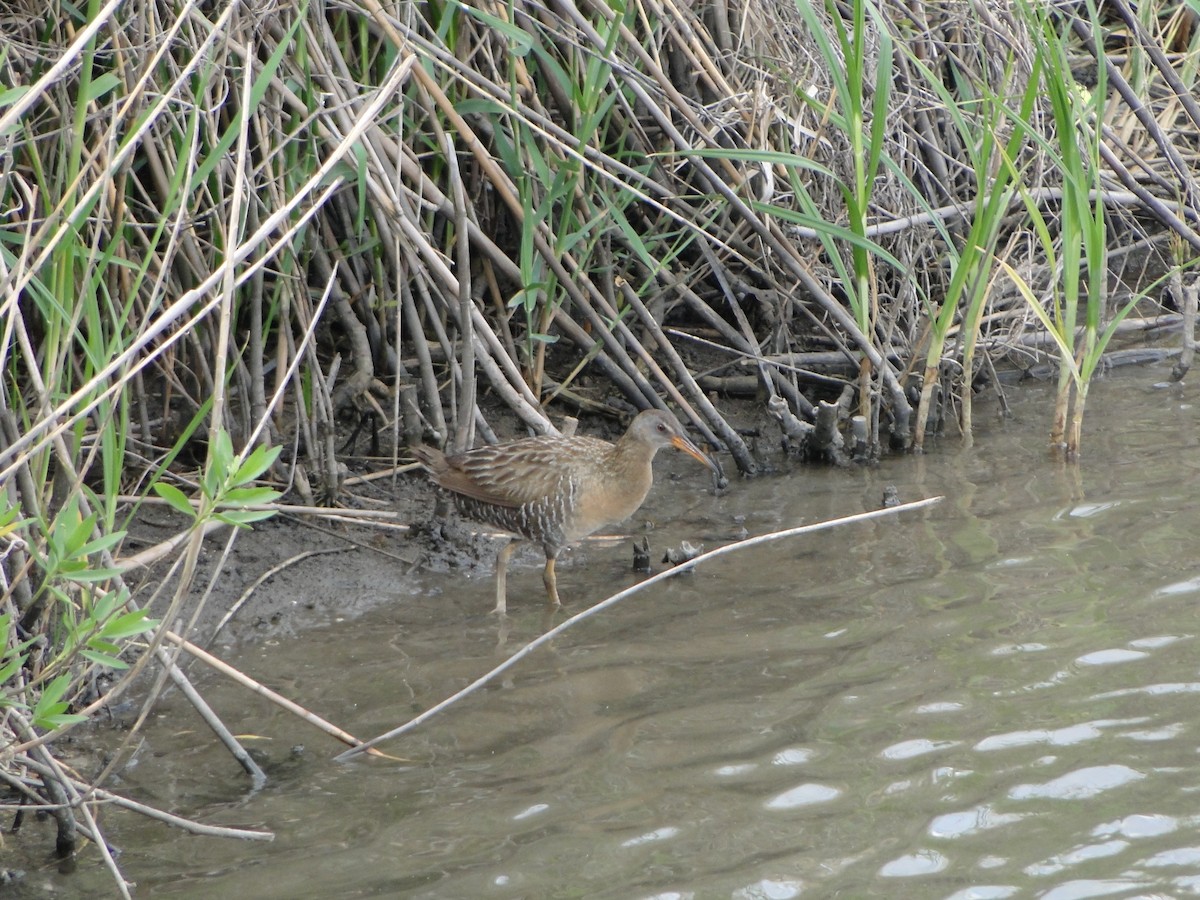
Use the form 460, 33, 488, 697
731, 878, 804, 899
1008, 764, 1145, 800
1058, 501, 1121, 519
1140, 846, 1200, 867
944, 888, 1019, 900
1152, 574, 1200, 597
974, 722, 1106, 751
878, 849, 949, 877
1024, 839, 1128, 876
770, 747, 814, 766
929, 805, 1026, 838
1092, 682, 1200, 699
1039, 878, 1152, 900
764, 783, 841, 810
1128, 634, 1189, 649
916, 701, 966, 713
1094, 813, 1178, 839
990, 643, 1048, 655
1075, 648, 1148, 665
620, 826, 679, 847
882, 738, 962, 760
512, 803, 548, 821
1120, 721, 1185, 741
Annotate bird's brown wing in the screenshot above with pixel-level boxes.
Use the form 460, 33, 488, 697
426, 436, 606, 509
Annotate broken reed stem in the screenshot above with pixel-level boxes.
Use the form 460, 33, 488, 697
112, 502, 409, 570
160, 630, 395, 760
334, 495, 944, 761
549, 306, 657, 405
159, 643, 269, 788
400, 269, 447, 442
544, 257, 664, 411
447, 132, 477, 453
1171, 270, 1197, 381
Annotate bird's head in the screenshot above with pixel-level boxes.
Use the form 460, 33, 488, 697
627, 409, 719, 473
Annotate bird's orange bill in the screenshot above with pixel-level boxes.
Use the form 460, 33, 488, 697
671, 435, 719, 473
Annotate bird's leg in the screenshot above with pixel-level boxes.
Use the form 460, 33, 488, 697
542, 550, 561, 607
494, 540, 517, 616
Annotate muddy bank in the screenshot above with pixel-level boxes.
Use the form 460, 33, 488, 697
126, 486, 448, 648
124, 401, 786, 647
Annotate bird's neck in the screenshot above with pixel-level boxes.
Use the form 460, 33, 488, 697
563, 434, 657, 540
607, 434, 659, 475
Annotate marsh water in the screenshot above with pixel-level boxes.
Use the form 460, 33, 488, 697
23, 365, 1200, 898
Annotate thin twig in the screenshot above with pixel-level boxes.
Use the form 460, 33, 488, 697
210, 547, 347, 638
88, 784, 275, 842
335, 496, 943, 760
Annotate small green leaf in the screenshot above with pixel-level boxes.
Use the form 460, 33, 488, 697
98, 609, 157, 641
32, 673, 82, 729
77, 530, 127, 559
318, 160, 354, 188
62, 509, 97, 557
222, 485, 280, 505
88, 589, 119, 621
38, 673, 72, 707
232, 444, 282, 485
0, 652, 25, 685
0, 86, 29, 111
86, 72, 121, 102
202, 464, 221, 501
215, 509, 277, 528
674, 146, 836, 177
61, 567, 123, 584
84, 638, 121, 656
211, 429, 235, 476
154, 482, 196, 518
0, 502, 24, 538
57, 558, 89, 577
36, 711, 89, 728
81, 649, 129, 670
458, 4, 534, 56
507, 283, 549, 310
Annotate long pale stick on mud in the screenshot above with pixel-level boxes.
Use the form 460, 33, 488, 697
335, 496, 943, 761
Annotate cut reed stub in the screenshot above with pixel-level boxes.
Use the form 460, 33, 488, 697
631, 536, 652, 573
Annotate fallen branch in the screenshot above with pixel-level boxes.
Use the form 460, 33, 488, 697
334, 495, 943, 761
13, 761, 275, 843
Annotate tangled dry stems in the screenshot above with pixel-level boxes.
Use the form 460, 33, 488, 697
1, 0, 1198, 892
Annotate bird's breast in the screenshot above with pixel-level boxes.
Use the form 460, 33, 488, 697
562, 463, 653, 542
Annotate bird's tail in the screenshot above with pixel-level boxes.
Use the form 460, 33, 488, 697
409, 444, 447, 474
